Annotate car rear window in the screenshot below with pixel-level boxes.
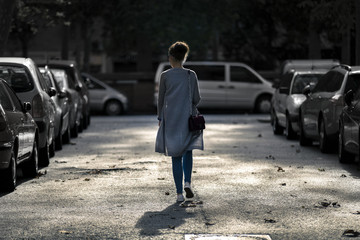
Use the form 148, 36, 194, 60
0, 66, 34, 92
291, 74, 323, 94
51, 69, 76, 89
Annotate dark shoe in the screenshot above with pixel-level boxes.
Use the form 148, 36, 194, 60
184, 182, 194, 198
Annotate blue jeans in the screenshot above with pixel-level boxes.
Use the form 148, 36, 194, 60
172, 151, 193, 194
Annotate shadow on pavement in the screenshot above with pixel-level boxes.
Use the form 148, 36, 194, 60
135, 202, 195, 236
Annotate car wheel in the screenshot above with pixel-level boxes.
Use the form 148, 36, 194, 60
83, 115, 88, 130
319, 119, 331, 153
299, 113, 312, 146
105, 100, 123, 116
71, 123, 78, 138
285, 114, 297, 140
23, 140, 39, 178
255, 95, 271, 114
39, 140, 50, 167
63, 126, 71, 144
338, 125, 355, 163
78, 116, 84, 133
49, 139, 55, 158
2, 148, 17, 192
55, 123, 63, 151
271, 111, 283, 135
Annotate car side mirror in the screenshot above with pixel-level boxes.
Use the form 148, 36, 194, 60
344, 90, 354, 106
23, 102, 31, 112
49, 87, 57, 97
58, 90, 67, 99
75, 85, 82, 92
303, 85, 312, 96
279, 87, 289, 95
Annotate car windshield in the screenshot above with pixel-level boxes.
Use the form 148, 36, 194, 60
291, 74, 323, 94
0, 65, 34, 92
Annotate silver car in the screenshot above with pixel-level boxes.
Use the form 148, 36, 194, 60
40, 67, 70, 149
81, 73, 128, 115
299, 65, 360, 153
271, 70, 326, 139
154, 62, 274, 113
0, 58, 56, 166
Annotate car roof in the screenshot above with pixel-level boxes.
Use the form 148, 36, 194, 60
0, 57, 35, 67
36, 59, 77, 68
291, 69, 328, 74
281, 59, 340, 74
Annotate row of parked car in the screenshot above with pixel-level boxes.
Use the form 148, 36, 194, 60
0, 58, 129, 192
271, 59, 360, 163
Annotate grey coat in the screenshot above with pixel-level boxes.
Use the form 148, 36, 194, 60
155, 67, 204, 157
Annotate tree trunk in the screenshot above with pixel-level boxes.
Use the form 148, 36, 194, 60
356, 0, 360, 65
136, 32, 152, 72
341, 27, 351, 65
82, 20, 91, 72
61, 24, 69, 60
308, 26, 321, 59
0, 0, 16, 56
212, 31, 219, 61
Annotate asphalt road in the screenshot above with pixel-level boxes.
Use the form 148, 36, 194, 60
1, 114, 360, 240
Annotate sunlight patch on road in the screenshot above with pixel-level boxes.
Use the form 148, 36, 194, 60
185, 234, 272, 240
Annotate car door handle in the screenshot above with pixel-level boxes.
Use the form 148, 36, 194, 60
218, 85, 225, 89
228, 86, 235, 89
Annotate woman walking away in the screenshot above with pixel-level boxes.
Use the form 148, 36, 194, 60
155, 41, 204, 202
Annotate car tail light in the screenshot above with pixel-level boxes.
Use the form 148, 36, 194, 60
32, 94, 45, 118
330, 94, 342, 103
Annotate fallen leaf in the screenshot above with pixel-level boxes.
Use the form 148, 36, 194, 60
342, 229, 360, 237
165, 192, 170, 195
277, 167, 285, 172
258, 134, 262, 137
264, 219, 276, 223
84, 178, 91, 181
266, 155, 275, 160
280, 183, 286, 186
205, 221, 215, 226
59, 230, 72, 234
318, 168, 325, 172
157, 178, 165, 180
340, 174, 347, 178
168, 225, 175, 230
36, 170, 47, 178
55, 160, 67, 164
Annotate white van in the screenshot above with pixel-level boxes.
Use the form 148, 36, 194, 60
154, 61, 274, 113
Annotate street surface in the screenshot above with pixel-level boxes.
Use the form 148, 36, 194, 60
1, 114, 360, 240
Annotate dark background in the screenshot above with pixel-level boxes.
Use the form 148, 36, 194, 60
0, 0, 359, 113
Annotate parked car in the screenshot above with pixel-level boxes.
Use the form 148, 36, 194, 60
38, 60, 90, 131
81, 73, 128, 115
43, 67, 82, 138
0, 58, 56, 166
154, 62, 274, 113
299, 65, 360, 153
0, 79, 38, 191
338, 85, 360, 163
271, 69, 327, 139
39, 66, 70, 149
280, 59, 340, 75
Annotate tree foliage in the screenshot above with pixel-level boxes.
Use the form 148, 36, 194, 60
2, 0, 358, 69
